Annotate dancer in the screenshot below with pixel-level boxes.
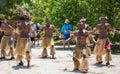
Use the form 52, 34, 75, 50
80, 17, 92, 56
64, 22, 96, 73
0, 19, 14, 59
39, 18, 61, 59
15, 16, 35, 67
93, 16, 116, 66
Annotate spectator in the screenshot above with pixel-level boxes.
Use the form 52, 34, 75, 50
61, 19, 72, 49
36, 23, 40, 45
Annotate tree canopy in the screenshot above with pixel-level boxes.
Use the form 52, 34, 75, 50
0, 0, 120, 43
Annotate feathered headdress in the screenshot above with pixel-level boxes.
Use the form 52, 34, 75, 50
14, 4, 32, 20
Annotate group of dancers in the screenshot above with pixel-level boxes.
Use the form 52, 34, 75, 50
1, 4, 120, 72
0, 15, 119, 73
61, 16, 115, 72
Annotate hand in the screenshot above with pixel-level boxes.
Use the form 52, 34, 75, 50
65, 30, 71, 33
95, 42, 100, 45
107, 49, 111, 52
60, 40, 66, 45
61, 34, 65, 38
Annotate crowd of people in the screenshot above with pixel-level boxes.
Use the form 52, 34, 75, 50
0, 15, 119, 73
0, 4, 120, 72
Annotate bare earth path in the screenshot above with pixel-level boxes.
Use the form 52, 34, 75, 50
0, 45, 120, 74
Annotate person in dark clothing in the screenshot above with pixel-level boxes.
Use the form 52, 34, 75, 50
0, 21, 4, 42
36, 23, 40, 45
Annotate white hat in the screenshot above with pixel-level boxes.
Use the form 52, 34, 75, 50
99, 16, 107, 20
37, 23, 40, 26
64, 19, 69, 23
80, 17, 86, 22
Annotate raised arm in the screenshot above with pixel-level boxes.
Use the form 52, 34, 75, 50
108, 24, 119, 35
7, 25, 14, 31
88, 34, 96, 43
93, 25, 99, 34
65, 32, 76, 43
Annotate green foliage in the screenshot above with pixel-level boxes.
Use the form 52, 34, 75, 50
0, 0, 120, 43
0, 0, 24, 18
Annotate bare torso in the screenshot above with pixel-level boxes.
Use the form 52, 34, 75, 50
74, 30, 88, 47
97, 23, 110, 39
42, 25, 55, 37
1, 25, 13, 37
19, 22, 31, 38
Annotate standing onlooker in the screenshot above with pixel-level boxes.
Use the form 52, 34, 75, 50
31, 23, 37, 47
61, 19, 72, 49
36, 23, 40, 45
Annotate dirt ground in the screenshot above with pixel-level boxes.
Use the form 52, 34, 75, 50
0, 45, 120, 74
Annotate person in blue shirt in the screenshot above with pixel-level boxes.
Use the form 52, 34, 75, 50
61, 19, 72, 49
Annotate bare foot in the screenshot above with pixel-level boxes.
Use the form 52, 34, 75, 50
17, 62, 24, 66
